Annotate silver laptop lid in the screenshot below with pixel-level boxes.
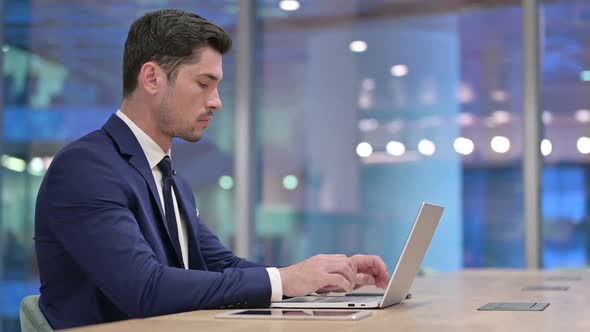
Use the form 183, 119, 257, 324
379, 202, 444, 308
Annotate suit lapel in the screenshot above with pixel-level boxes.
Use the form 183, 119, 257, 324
102, 114, 184, 268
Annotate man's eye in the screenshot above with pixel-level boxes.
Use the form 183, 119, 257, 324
199, 82, 209, 89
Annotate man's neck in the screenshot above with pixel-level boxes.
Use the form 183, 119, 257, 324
120, 99, 172, 152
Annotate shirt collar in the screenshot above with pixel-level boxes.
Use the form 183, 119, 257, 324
116, 110, 171, 170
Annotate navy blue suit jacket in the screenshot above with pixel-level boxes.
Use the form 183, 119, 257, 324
35, 114, 271, 329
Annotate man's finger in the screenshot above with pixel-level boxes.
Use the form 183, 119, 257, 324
355, 273, 376, 288
323, 274, 353, 293
351, 255, 390, 289
325, 262, 356, 287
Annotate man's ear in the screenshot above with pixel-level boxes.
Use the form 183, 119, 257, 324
138, 62, 164, 95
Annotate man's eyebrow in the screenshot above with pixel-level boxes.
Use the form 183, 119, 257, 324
201, 73, 221, 81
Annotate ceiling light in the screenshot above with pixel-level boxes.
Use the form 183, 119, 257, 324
279, 0, 300, 11
540, 139, 552, 156
458, 82, 475, 104
492, 110, 511, 124
218, 175, 234, 190
457, 112, 475, 126
577, 137, 590, 154
418, 139, 436, 156
358, 118, 378, 132
575, 109, 590, 123
386, 141, 406, 156
390, 65, 408, 77
454, 137, 474, 155
490, 90, 508, 102
356, 142, 373, 158
542, 111, 553, 124
490, 136, 510, 153
361, 78, 376, 90
283, 175, 298, 190
349, 41, 368, 53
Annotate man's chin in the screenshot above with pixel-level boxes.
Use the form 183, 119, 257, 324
184, 136, 202, 143
179, 133, 203, 143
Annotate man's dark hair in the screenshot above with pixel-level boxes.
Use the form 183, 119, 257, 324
122, 9, 232, 98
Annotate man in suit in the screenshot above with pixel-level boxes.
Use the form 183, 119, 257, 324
35, 9, 390, 329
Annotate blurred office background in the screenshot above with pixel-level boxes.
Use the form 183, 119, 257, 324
0, 0, 589, 330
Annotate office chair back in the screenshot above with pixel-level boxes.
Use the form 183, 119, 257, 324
20, 295, 53, 332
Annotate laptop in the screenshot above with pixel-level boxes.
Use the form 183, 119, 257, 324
270, 202, 444, 309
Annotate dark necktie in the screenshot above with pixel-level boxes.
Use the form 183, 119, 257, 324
157, 156, 184, 268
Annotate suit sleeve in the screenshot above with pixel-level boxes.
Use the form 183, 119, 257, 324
40, 146, 271, 318
196, 220, 266, 271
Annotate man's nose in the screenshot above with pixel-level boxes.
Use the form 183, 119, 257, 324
208, 89, 222, 110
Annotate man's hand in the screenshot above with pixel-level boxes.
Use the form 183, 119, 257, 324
278, 254, 358, 297
350, 254, 390, 289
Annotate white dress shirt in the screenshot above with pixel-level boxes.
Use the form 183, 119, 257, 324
116, 111, 283, 301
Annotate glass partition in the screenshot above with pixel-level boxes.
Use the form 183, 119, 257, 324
1, 1, 238, 329
254, 1, 525, 271
541, 0, 590, 268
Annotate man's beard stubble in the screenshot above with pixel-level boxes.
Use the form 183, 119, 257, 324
158, 100, 202, 143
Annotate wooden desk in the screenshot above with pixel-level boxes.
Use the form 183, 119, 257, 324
64, 269, 590, 332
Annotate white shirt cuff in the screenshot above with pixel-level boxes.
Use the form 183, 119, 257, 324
265, 267, 283, 302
